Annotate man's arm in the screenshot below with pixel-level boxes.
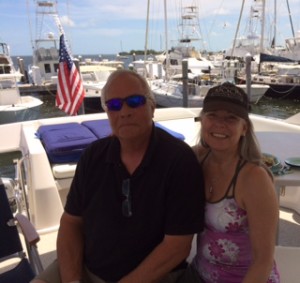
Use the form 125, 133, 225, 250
119, 234, 194, 283
57, 212, 84, 283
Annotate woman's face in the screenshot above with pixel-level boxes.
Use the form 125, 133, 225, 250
201, 110, 248, 152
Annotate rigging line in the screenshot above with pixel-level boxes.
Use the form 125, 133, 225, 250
205, 0, 225, 50
65, 0, 73, 53
286, 0, 296, 40
230, 0, 246, 58
26, 0, 34, 52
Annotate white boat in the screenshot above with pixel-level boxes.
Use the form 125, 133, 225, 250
116, 53, 129, 60
278, 31, 300, 61
0, 106, 299, 232
27, 1, 63, 86
199, 83, 270, 104
225, 0, 300, 100
132, 2, 215, 108
78, 59, 125, 112
148, 74, 268, 108
154, 4, 215, 77
149, 54, 269, 107
142, 2, 267, 108
0, 107, 300, 281
80, 59, 125, 99
237, 54, 300, 99
0, 42, 43, 122
225, 0, 267, 59
150, 78, 206, 108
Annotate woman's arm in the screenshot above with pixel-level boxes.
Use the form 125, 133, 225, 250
238, 165, 279, 283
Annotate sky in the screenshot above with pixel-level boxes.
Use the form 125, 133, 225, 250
0, 0, 299, 56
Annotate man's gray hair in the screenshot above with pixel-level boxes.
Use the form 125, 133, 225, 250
101, 69, 155, 111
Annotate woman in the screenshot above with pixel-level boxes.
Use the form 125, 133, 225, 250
189, 82, 280, 283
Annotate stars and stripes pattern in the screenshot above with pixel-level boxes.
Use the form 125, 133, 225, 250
56, 34, 85, 115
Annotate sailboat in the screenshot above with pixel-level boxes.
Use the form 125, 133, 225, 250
139, 1, 214, 108
233, 0, 300, 99
116, 41, 129, 60
147, 1, 266, 107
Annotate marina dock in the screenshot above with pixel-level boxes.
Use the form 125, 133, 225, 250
19, 83, 57, 94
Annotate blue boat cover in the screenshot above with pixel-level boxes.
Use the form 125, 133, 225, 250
37, 120, 185, 164
37, 123, 97, 163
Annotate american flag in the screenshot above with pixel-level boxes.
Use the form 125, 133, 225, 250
56, 34, 85, 115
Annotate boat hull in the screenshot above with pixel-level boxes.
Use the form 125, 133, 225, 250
265, 84, 300, 99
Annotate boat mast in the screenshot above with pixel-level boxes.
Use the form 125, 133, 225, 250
286, 0, 296, 40
144, 0, 150, 62
260, 0, 266, 53
230, 0, 246, 58
164, 0, 169, 80
273, 0, 277, 47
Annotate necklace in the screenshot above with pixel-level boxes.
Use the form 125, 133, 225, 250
205, 154, 240, 197
208, 177, 220, 194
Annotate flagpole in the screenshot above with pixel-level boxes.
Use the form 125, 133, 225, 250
74, 58, 85, 115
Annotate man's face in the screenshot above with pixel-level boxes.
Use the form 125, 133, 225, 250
105, 73, 155, 142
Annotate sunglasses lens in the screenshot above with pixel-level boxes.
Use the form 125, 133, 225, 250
126, 95, 146, 108
105, 95, 146, 111
105, 99, 123, 111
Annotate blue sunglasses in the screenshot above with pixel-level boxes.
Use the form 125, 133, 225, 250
105, 94, 147, 111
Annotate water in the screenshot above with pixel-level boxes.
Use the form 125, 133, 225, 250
251, 96, 300, 119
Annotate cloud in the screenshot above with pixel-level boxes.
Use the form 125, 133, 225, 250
60, 15, 75, 27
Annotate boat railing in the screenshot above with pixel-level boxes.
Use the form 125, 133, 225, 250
14, 156, 31, 219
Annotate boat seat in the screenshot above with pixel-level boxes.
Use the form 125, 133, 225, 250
82, 119, 185, 140
52, 163, 77, 179
81, 119, 112, 139
37, 122, 98, 164
38, 120, 185, 188
274, 246, 300, 283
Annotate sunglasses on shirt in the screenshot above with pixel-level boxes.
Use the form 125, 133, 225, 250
105, 94, 147, 111
122, 179, 132, 217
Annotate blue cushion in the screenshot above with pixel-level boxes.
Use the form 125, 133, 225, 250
81, 119, 112, 139
37, 123, 97, 163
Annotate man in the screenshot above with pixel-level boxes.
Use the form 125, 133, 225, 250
32, 70, 205, 283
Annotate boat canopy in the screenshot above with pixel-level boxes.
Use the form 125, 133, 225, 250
260, 53, 296, 63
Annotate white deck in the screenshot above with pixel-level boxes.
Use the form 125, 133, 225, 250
1, 108, 300, 233
1, 107, 300, 281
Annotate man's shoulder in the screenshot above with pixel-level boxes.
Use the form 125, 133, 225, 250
154, 128, 200, 168
156, 127, 187, 145
82, 136, 115, 159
